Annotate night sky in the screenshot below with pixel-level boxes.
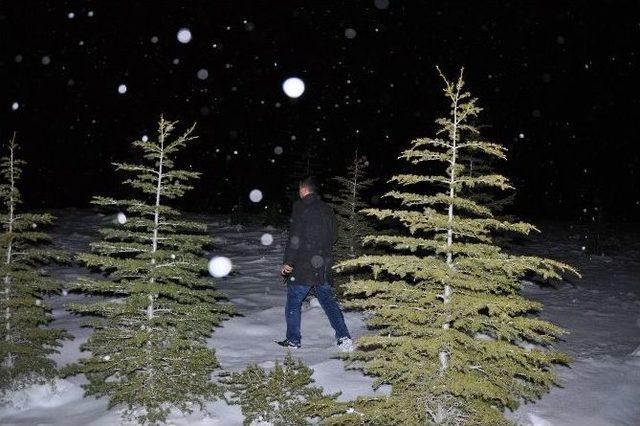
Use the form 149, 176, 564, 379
2, 1, 639, 220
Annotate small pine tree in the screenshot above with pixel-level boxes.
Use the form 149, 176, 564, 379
224, 353, 340, 425
335, 69, 580, 424
327, 150, 376, 262
0, 133, 68, 398
66, 118, 234, 424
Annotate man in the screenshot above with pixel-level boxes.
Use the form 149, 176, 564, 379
276, 176, 353, 351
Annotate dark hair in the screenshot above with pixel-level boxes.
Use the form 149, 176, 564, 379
299, 176, 318, 193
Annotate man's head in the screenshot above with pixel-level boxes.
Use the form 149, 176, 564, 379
298, 176, 318, 199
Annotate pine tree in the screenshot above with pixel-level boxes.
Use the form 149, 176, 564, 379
460, 151, 515, 218
224, 353, 340, 425
335, 69, 580, 424
65, 118, 234, 424
0, 133, 68, 398
327, 150, 376, 262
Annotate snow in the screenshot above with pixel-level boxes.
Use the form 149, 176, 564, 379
208, 256, 233, 278
249, 189, 263, 203
374, 0, 390, 10
197, 68, 209, 80
507, 223, 640, 425
345, 28, 357, 39
11, 101, 19, 111
0, 212, 638, 425
260, 233, 274, 246
41, 56, 51, 65
177, 28, 192, 44
282, 77, 305, 98
116, 212, 127, 224
117, 84, 127, 94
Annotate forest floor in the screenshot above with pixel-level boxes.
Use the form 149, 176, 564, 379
0, 210, 638, 425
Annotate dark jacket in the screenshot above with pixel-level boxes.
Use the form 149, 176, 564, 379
284, 193, 337, 286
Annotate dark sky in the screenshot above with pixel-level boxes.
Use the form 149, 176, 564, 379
2, 0, 639, 220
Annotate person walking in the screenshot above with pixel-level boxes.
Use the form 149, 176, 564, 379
276, 176, 353, 351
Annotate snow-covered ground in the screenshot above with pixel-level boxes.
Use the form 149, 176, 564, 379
509, 224, 640, 426
0, 211, 638, 425
0, 210, 382, 425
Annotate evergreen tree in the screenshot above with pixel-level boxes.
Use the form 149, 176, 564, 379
335, 69, 580, 424
327, 150, 376, 262
224, 353, 340, 425
66, 118, 234, 424
460, 151, 515, 218
0, 133, 67, 398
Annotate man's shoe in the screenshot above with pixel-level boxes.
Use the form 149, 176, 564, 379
337, 337, 355, 352
275, 339, 301, 348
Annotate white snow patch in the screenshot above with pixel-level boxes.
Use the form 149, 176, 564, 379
527, 413, 553, 426
3, 379, 85, 412
308, 297, 321, 309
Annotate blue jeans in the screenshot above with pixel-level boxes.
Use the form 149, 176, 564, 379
285, 283, 351, 345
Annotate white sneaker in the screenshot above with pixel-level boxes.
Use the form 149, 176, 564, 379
337, 337, 355, 353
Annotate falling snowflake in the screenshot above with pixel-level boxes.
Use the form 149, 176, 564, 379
197, 69, 209, 80
282, 77, 305, 98
249, 189, 263, 203
177, 28, 192, 44
374, 0, 390, 9
345, 28, 357, 39
260, 233, 274, 246
208, 256, 232, 278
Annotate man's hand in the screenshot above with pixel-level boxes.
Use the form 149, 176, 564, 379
281, 264, 293, 276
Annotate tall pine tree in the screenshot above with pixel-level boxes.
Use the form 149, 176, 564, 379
66, 118, 234, 424
0, 133, 67, 398
327, 149, 375, 262
335, 69, 579, 424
